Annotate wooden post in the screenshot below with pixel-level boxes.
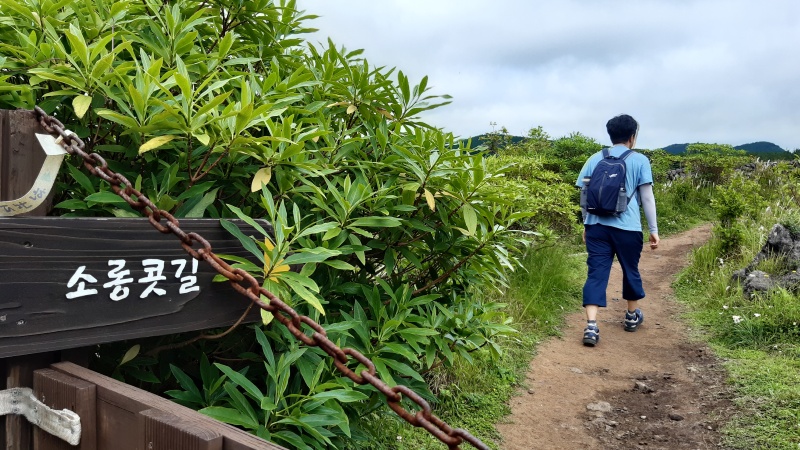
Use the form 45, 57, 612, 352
0, 109, 51, 217
1, 109, 52, 450
5, 354, 57, 450
32, 369, 96, 450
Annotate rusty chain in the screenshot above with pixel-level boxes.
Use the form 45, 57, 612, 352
33, 106, 490, 450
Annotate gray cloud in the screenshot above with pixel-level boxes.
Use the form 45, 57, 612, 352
298, 0, 800, 150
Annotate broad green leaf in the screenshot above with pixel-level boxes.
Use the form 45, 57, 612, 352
297, 222, 339, 239
53, 199, 88, 210
378, 343, 420, 364
169, 364, 202, 398
111, 208, 140, 218
184, 188, 218, 218
380, 358, 424, 382
85, 191, 126, 204
281, 275, 325, 315
193, 132, 210, 146
321, 260, 356, 271
462, 203, 477, 236
281, 248, 341, 266
226, 204, 271, 237
214, 363, 264, 401
199, 407, 258, 429
96, 109, 139, 129
312, 389, 368, 404
219, 219, 265, 264
349, 217, 402, 228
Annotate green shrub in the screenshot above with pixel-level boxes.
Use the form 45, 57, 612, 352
710, 176, 766, 256
683, 143, 751, 185
482, 153, 580, 234
0, 1, 524, 447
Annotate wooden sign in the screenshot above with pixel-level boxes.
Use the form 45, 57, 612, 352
0, 217, 263, 358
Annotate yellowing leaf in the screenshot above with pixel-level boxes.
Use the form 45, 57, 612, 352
119, 344, 140, 366
73, 95, 92, 119
139, 135, 176, 154
424, 189, 436, 211
251, 167, 272, 192
346, 104, 357, 115
312, 136, 320, 143
263, 237, 291, 281
377, 108, 393, 120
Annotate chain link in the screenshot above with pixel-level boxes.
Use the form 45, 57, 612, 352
33, 107, 489, 450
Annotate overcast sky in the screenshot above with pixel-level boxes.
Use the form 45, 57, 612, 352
296, 1, 800, 151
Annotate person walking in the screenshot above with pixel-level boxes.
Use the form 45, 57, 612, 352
576, 114, 659, 346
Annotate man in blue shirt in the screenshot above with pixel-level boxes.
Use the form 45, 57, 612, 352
575, 114, 659, 346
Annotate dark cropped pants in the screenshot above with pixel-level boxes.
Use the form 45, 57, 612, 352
583, 224, 645, 307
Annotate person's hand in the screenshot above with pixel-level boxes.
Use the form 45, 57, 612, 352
649, 233, 660, 250
582, 229, 586, 243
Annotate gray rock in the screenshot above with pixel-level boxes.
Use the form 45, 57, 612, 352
669, 413, 685, 421
742, 271, 776, 295
733, 224, 800, 297
587, 401, 612, 413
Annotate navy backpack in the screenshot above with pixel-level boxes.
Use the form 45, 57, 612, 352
580, 148, 636, 217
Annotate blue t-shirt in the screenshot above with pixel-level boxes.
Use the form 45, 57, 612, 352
575, 144, 654, 232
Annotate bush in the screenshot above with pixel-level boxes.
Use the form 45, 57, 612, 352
683, 143, 751, 185
483, 152, 580, 234
0, 1, 523, 447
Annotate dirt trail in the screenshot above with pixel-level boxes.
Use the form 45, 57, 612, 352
497, 224, 734, 450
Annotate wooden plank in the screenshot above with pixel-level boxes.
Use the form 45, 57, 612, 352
0, 218, 264, 358
5, 353, 58, 450
139, 409, 222, 450
32, 368, 96, 450
0, 109, 50, 216
51, 362, 286, 450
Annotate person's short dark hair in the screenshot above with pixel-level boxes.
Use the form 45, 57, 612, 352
606, 114, 639, 144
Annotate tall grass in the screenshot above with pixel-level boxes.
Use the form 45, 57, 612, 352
674, 170, 800, 448
652, 177, 716, 235
504, 242, 585, 336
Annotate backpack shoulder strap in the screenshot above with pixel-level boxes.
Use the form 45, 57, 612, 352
619, 149, 634, 160
602, 148, 610, 158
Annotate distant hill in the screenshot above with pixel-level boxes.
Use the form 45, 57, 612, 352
662, 143, 689, 154
735, 141, 786, 154
466, 135, 793, 159
662, 141, 787, 155
462, 134, 527, 148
